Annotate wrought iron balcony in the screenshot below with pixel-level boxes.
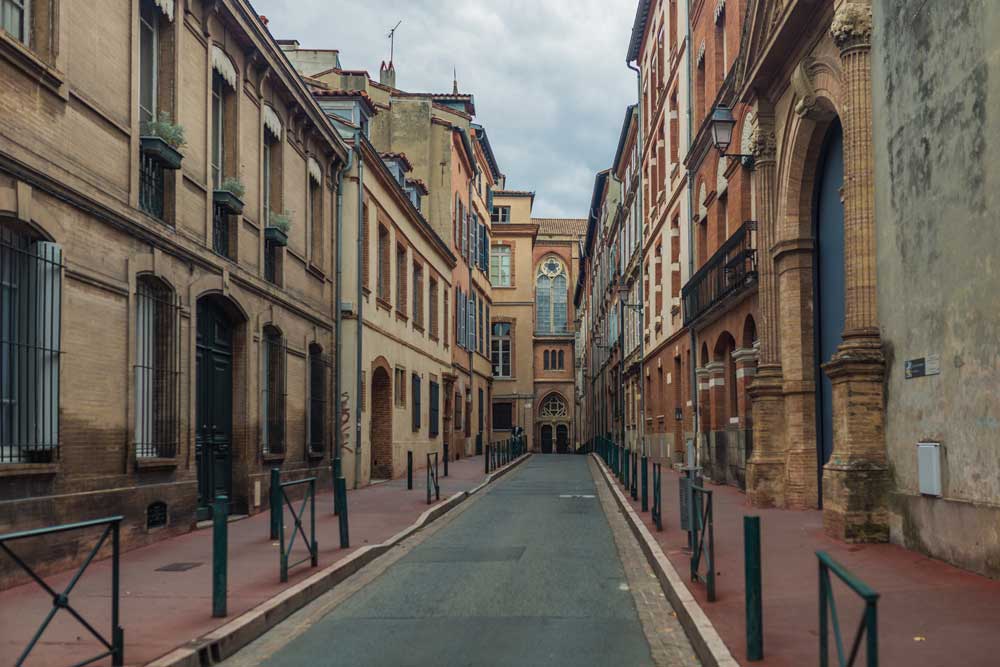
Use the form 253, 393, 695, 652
682, 221, 758, 326
139, 152, 165, 220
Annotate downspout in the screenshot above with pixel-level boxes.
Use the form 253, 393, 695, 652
333, 138, 353, 490
685, 0, 699, 469
627, 59, 644, 459
353, 132, 364, 488
467, 170, 476, 454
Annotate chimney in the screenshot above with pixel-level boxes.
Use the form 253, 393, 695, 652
379, 60, 396, 88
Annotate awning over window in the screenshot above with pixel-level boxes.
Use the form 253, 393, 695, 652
212, 45, 237, 90
154, 0, 174, 21
308, 157, 323, 184
263, 105, 282, 138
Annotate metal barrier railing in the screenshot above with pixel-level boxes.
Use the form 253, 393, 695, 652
277, 475, 318, 583
652, 462, 662, 531
427, 452, 440, 504
690, 485, 716, 602
818, 550, 879, 667
0, 516, 125, 666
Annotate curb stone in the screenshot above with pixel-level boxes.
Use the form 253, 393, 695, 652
591, 453, 740, 667
145, 453, 532, 667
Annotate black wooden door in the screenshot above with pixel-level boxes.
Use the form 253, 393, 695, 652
196, 299, 234, 519
556, 425, 569, 453
541, 425, 553, 454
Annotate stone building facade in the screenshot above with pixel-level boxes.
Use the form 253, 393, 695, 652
0, 0, 349, 585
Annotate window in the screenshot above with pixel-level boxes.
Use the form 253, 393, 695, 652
454, 392, 462, 432
490, 244, 511, 287
211, 64, 237, 259
0, 0, 27, 43
135, 276, 180, 459
491, 206, 510, 223
468, 292, 476, 351
211, 72, 226, 191
535, 257, 568, 334
309, 164, 323, 267
0, 228, 62, 464
491, 322, 511, 377
478, 297, 484, 355
492, 402, 513, 430
263, 121, 283, 284
540, 394, 568, 418
460, 200, 467, 258
429, 276, 438, 339
543, 350, 550, 370
377, 225, 390, 302
138, 0, 159, 129
413, 261, 424, 330
308, 344, 327, 456
394, 367, 406, 407
396, 243, 407, 316
362, 201, 370, 289
429, 380, 440, 437
558, 350, 565, 370
412, 373, 421, 432
456, 287, 464, 349
443, 288, 449, 346
261, 326, 286, 455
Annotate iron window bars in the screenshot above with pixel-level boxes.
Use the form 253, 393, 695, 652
139, 152, 165, 220
134, 276, 181, 459
0, 227, 62, 464
212, 202, 231, 258
261, 327, 287, 455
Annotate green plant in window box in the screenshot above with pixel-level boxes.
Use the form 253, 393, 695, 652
265, 210, 292, 247
140, 112, 186, 170
214, 177, 246, 215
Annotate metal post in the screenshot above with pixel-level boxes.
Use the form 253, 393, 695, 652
866, 598, 878, 667
213, 494, 228, 618
819, 562, 828, 667
631, 451, 638, 501
641, 454, 648, 512
444, 442, 450, 477
485, 444, 490, 474
279, 485, 288, 583
310, 480, 318, 567
745, 516, 763, 661
336, 470, 349, 548
269, 467, 280, 540
407, 451, 413, 490
112, 521, 123, 667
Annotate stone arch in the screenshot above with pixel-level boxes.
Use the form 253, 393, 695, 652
369, 360, 393, 480
714, 331, 738, 426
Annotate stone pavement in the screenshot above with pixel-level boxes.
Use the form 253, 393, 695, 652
607, 454, 1000, 666
0, 454, 500, 666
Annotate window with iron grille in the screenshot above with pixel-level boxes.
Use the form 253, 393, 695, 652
308, 344, 328, 456
264, 239, 278, 284
454, 392, 462, 431
429, 380, 439, 437
139, 153, 166, 220
0, 227, 62, 464
411, 373, 421, 432
492, 402, 513, 430
261, 326, 286, 455
135, 276, 180, 459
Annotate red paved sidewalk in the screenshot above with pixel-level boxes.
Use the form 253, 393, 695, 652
0, 454, 497, 666
606, 455, 1000, 666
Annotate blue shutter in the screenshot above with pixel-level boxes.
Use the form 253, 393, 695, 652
429, 381, 439, 437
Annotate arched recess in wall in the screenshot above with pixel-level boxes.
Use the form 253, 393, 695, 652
535, 256, 568, 335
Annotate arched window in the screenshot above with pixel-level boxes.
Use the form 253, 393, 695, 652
543, 350, 550, 370
535, 257, 567, 334
540, 394, 567, 419
262, 326, 286, 455
135, 275, 179, 459
558, 350, 565, 369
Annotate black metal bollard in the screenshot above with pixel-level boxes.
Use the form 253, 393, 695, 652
745, 516, 763, 661
212, 494, 228, 618
485, 444, 490, 474
641, 455, 648, 512
631, 451, 638, 501
269, 467, 280, 540
407, 451, 413, 490
443, 442, 449, 477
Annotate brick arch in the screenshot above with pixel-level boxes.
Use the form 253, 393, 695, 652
369, 363, 393, 480
742, 314, 758, 349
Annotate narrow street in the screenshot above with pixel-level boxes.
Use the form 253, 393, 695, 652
223, 456, 698, 667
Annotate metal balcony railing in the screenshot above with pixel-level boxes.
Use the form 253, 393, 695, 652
139, 153, 165, 220
682, 220, 758, 326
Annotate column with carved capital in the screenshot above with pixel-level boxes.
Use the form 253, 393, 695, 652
746, 111, 787, 508
822, 0, 889, 542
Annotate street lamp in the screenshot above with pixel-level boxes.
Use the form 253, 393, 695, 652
616, 284, 643, 311
710, 105, 754, 167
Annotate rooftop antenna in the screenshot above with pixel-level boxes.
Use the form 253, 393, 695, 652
387, 20, 402, 64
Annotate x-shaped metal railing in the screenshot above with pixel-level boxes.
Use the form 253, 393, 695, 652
278, 477, 318, 582
819, 550, 879, 666
651, 462, 663, 531
0, 516, 124, 667
426, 452, 440, 504
690, 485, 716, 602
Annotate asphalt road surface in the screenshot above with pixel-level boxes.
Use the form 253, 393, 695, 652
242, 456, 691, 666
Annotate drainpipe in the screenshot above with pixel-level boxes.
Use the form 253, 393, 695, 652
685, 0, 699, 469
332, 136, 354, 546
354, 132, 364, 488
467, 168, 477, 455
627, 59, 644, 460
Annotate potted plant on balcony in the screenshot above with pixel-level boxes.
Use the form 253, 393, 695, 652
140, 112, 186, 169
214, 177, 245, 215
265, 210, 291, 247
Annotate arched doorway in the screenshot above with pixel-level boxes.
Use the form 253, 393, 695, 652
196, 295, 238, 519
814, 120, 845, 474
556, 424, 569, 453
540, 425, 553, 454
370, 366, 393, 479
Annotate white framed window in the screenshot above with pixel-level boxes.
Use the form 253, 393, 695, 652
491, 206, 510, 223
1, 0, 28, 45
490, 244, 511, 287
535, 257, 568, 334
491, 322, 511, 378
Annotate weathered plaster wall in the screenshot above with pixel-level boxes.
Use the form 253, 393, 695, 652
873, 0, 1000, 577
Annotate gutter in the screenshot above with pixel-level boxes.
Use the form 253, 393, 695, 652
686, 0, 699, 468
627, 58, 643, 459
354, 133, 365, 488
332, 135, 354, 542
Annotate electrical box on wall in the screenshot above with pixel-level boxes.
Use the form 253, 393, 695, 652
917, 442, 942, 497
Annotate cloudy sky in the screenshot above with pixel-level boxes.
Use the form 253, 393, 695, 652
251, 0, 638, 218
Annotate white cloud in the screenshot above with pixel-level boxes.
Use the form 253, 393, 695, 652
252, 0, 637, 217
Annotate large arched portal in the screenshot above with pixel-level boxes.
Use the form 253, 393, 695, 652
370, 366, 393, 479
537, 393, 568, 454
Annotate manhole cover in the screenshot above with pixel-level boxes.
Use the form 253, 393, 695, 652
155, 562, 203, 572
